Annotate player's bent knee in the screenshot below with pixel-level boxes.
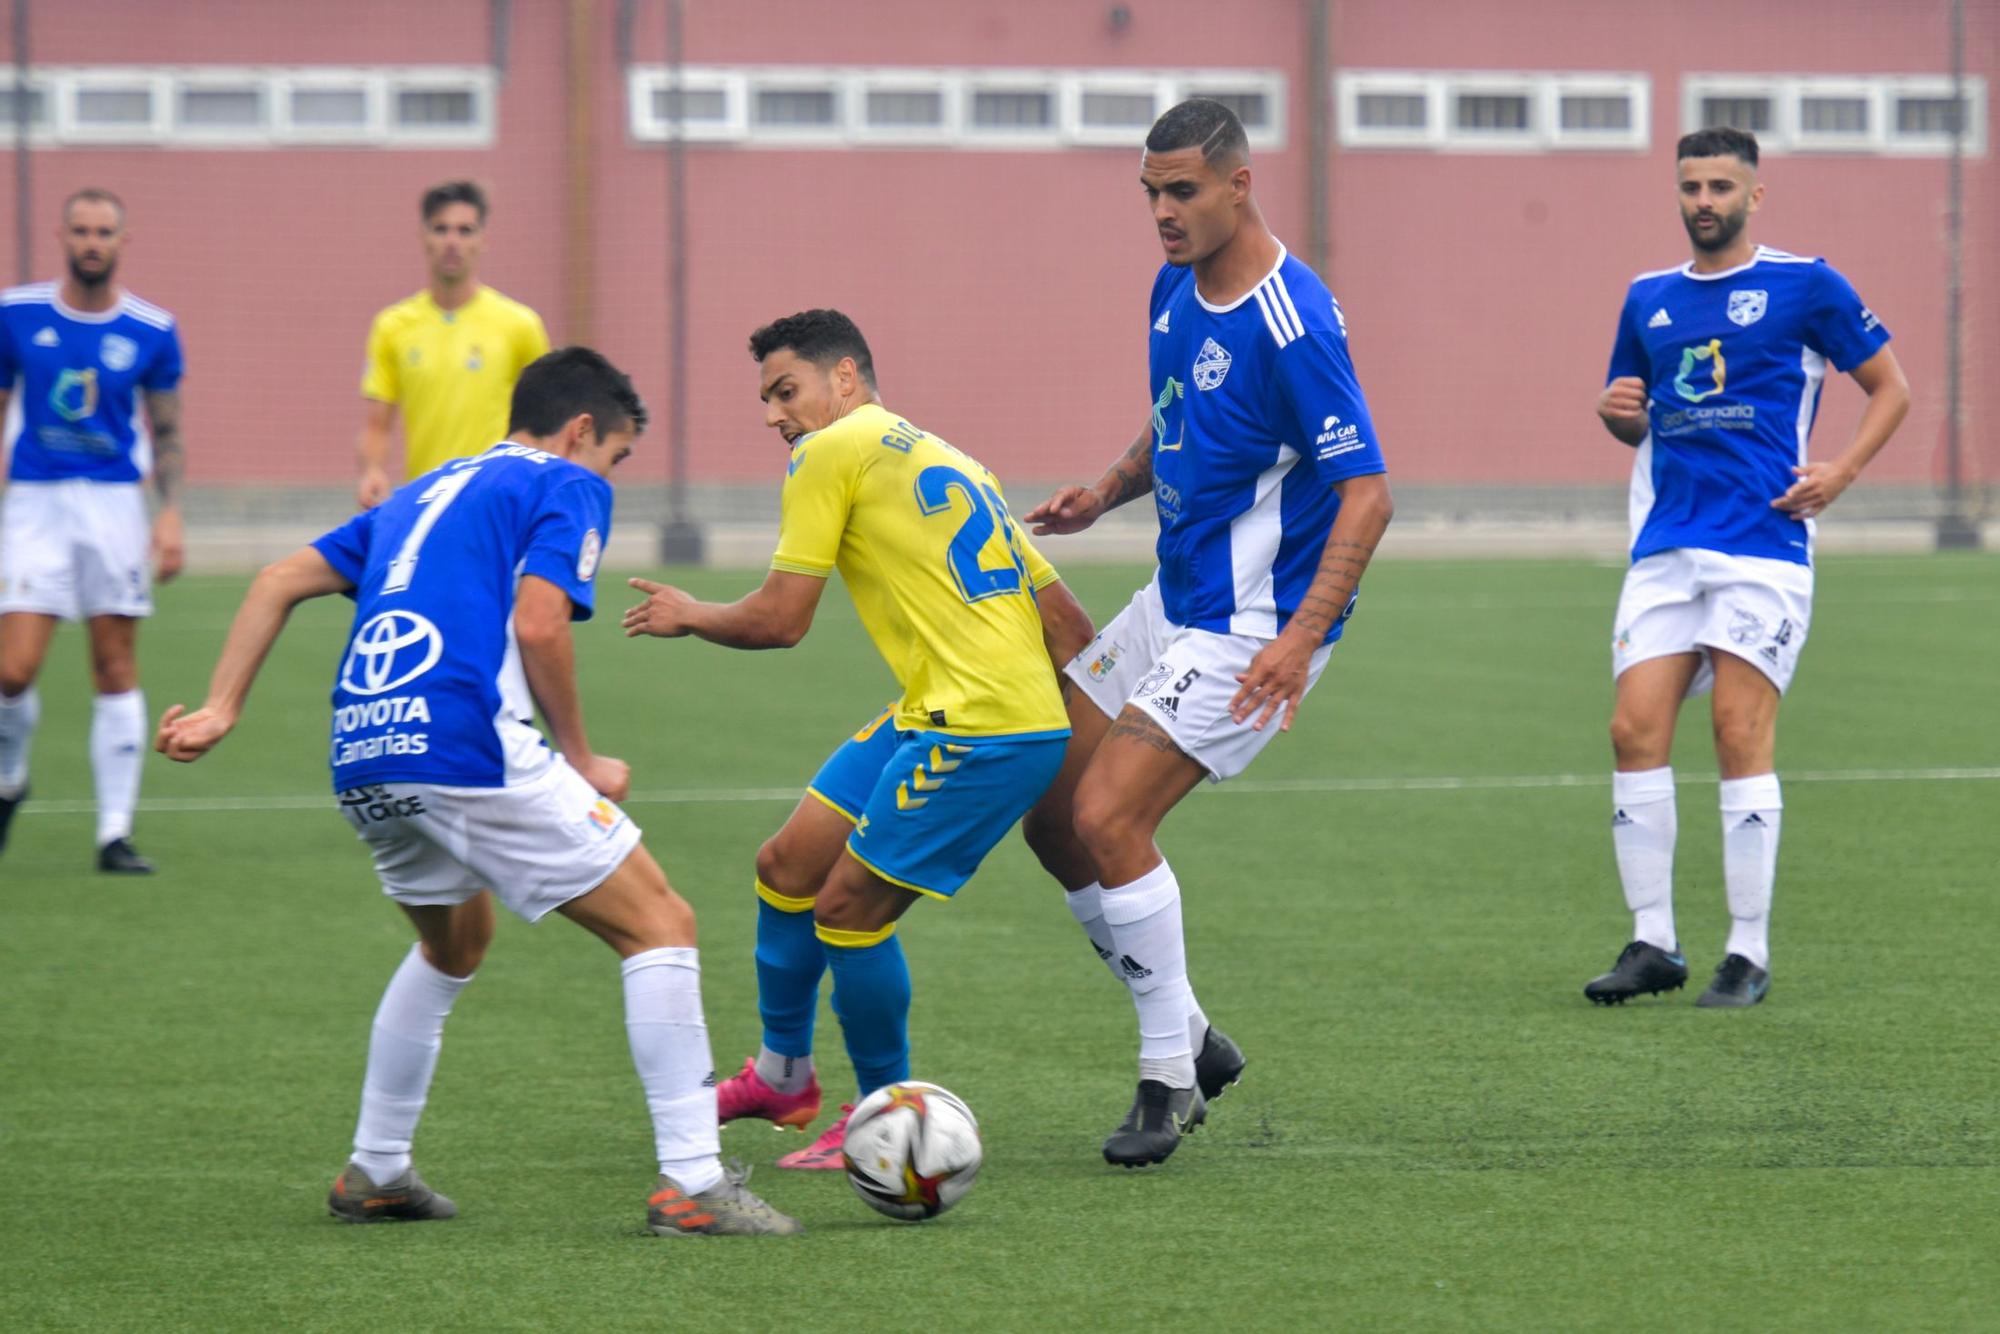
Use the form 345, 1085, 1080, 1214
754, 837, 816, 902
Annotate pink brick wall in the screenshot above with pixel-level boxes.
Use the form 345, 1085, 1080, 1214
1, 0, 1990, 494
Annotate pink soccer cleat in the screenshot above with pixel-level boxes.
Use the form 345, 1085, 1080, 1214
716, 1056, 822, 1130
775, 1104, 854, 1170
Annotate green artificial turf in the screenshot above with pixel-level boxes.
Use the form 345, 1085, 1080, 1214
2, 555, 1994, 1330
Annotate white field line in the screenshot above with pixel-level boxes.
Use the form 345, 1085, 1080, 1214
16, 766, 2000, 818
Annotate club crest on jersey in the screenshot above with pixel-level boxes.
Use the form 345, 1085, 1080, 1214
1726, 608, 1766, 645
577, 529, 602, 581
1135, 663, 1173, 698
1727, 290, 1768, 327
340, 610, 444, 696
1192, 338, 1232, 392
100, 333, 138, 373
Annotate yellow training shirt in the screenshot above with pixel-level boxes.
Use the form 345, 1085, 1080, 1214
361, 286, 550, 479
770, 403, 1068, 739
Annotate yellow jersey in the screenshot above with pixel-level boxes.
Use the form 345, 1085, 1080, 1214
361, 286, 550, 479
771, 403, 1068, 739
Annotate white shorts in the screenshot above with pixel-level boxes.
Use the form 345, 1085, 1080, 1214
1065, 574, 1335, 781
1612, 548, 1814, 697
0, 480, 153, 620
338, 756, 643, 923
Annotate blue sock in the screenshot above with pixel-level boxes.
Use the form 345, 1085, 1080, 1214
754, 889, 825, 1059
819, 930, 911, 1097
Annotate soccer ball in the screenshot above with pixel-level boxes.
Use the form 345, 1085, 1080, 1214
840, 1080, 982, 1221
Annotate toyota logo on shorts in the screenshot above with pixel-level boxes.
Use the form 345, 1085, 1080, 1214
340, 610, 444, 696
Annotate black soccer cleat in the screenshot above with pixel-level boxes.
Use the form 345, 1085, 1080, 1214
0, 781, 24, 855
328, 1163, 457, 1224
1583, 940, 1688, 1005
1194, 1025, 1247, 1102
1102, 1079, 1206, 1168
1696, 953, 1770, 1008
96, 837, 156, 875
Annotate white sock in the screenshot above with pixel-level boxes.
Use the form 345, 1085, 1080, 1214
1100, 861, 1196, 1090
754, 1045, 815, 1095
351, 944, 472, 1183
1720, 774, 1782, 970
1070, 881, 1211, 1055
90, 689, 146, 846
623, 947, 723, 1196
0, 685, 39, 796
1612, 767, 1678, 952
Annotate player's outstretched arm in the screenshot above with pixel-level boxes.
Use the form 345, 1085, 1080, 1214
1026, 415, 1154, 535
1230, 472, 1395, 733
1595, 376, 1650, 446
156, 547, 352, 762
1771, 346, 1911, 520
622, 569, 826, 649
515, 574, 627, 801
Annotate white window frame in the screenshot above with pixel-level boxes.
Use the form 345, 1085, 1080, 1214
742, 67, 847, 145
1684, 73, 1988, 157
1338, 70, 1444, 149
0, 69, 57, 146
961, 71, 1064, 147
274, 69, 388, 145
1791, 76, 1884, 153
851, 68, 958, 145
1444, 73, 1542, 150
1681, 74, 1788, 146
1880, 75, 1988, 157
382, 66, 495, 147
1547, 74, 1650, 151
59, 67, 171, 144
1066, 71, 1173, 147
170, 67, 276, 145
627, 65, 746, 142
1173, 69, 1288, 151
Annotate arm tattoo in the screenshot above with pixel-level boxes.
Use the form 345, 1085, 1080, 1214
1105, 706, 1187, 756
145, 390, 185, 506
1290, 537, 1380, 638
1098, 430, 1155, 511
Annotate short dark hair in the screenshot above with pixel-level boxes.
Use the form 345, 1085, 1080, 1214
62, 186, 126, 225
1677, 127, 1759, 168
508, 347, 648, 439
1145, 97, 1249, 167
421, 179, 489, 223
747, 308, 877, 386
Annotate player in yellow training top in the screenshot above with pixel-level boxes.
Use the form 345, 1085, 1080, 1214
355, 181, 550, 507
622, 308, 1093, 1168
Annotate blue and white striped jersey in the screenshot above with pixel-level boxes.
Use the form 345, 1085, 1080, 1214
0, 282, 183, 483
1607, 245, 1891, 566
1146, 246, 1386, 642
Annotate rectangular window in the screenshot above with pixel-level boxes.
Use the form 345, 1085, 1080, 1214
655, 86, 728, 123
866, 88, 943, 127
1357, 92, 1426, 129
0, 84, 50, 130
1799, 95, 1868, 135
289, 87, 368, 127
1895, 95, 1958, 135
1454, 93, 1530, 132
395, 89, 473, 127
753, 87, 838, 127
74, 86, 153, 127
1560, 94, 1630, 131
971, 88, 1054, 129
178, 86, 265, 130
1698, 95, 1772, 132
1079, 89, 1156, 129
